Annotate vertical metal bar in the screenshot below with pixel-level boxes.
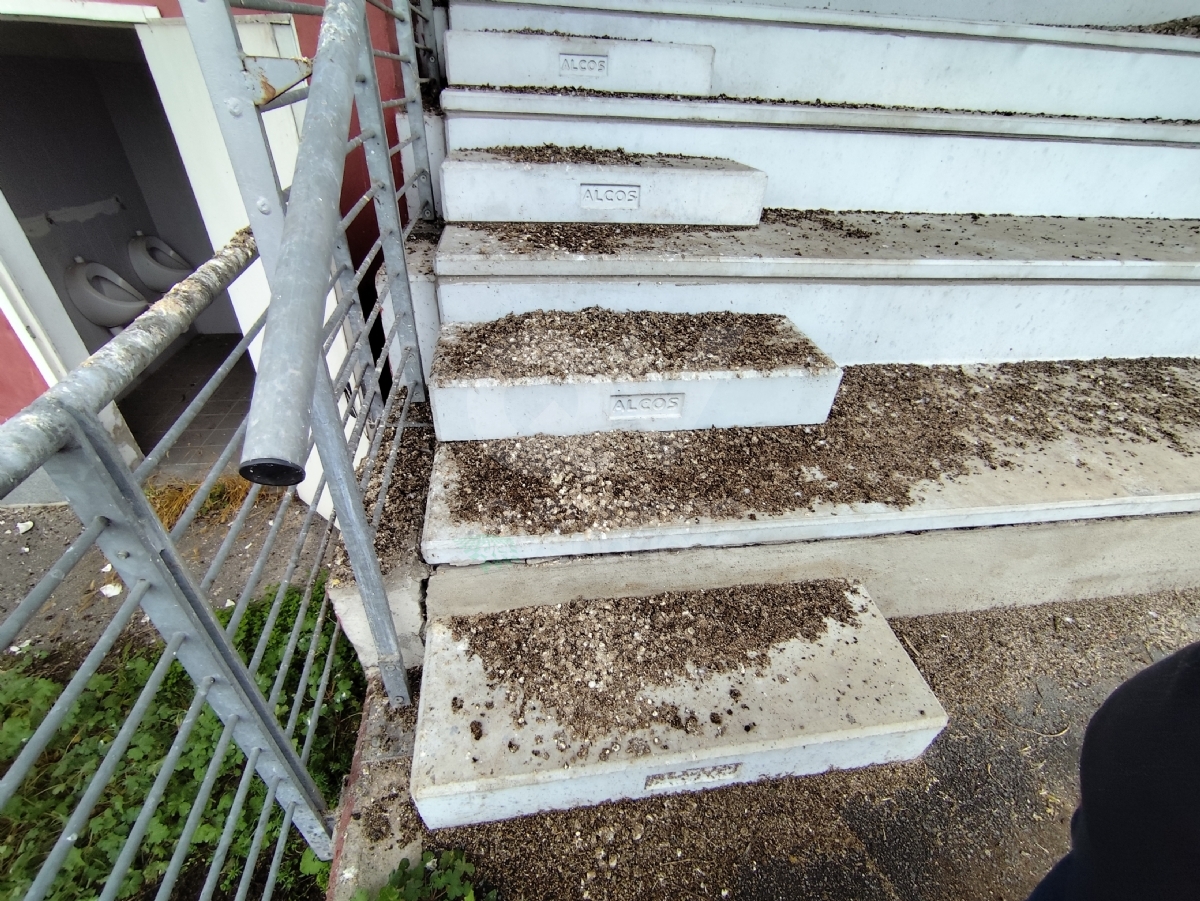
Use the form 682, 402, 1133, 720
0, 515, 106, 648
178, 0, 287, 272
310, 363, 410, 704
199, 748, 263, 901
42, 406, 332, 855
383, 0, 436, 219
260, 803, 297, 901
23, 633, 187, 901
332, 231, 384, 421
302, 622, 343, 763
152, 718, 239, 901
237, 0, 368, 484
354, 23, 426, 394
233, 778, 281, 901
97, 677, 216, 901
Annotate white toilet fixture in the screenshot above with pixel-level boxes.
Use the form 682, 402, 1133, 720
128, 232, 193, 292
64, 257, 149, 329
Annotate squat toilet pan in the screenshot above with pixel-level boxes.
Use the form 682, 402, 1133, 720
64, 257, 149, 330
128, 233, 193, 292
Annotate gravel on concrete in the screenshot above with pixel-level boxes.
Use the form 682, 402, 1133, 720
432, 309, 833, 383
444, 358, 1200, 536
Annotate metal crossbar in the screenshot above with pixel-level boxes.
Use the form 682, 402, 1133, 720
0, 0, 439, 897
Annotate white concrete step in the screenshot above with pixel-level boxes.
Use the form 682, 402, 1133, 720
441, 89, 1200, 217
440, 148, 766, 224
418, 358, 1200, 565
445, 29, 715, 96
432, 215, 1200, 365
448, 1, 1200, 120
451, 0, 1198, 30
410, 581, 947, 828
428, 309, 842, 440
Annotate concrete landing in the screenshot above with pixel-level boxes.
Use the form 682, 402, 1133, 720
427, 310, 842, 440
410, 584, 947, 828
444, 29, 715, 96
439, 149, 767, 224
433, 217, 1200, 365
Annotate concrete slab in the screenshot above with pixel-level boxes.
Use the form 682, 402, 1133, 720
441, 90, 1200, 217
425, 512, 1200, 621
410, 585, 947, 828
327, 559, 428, 668
427, 312, 842, 439
420, 418, 1200, 565
449, 1, 1200, 119
433, 219, 1200, 365
440, 149, 767, 224
445, 29, 714, 95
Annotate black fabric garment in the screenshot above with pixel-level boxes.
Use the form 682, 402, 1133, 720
1060, 640, 1200, 901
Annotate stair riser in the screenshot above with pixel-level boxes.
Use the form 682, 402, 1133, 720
441, 156, 766, 224
445, 29, 714, 96
450, 2, 1200, 120
415, 723, 941, 828
444, 98, 1200, 217
435, 280, 1200, 366
429, 368, 843, 440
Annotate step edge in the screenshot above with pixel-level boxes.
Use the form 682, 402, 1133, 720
429, 365, 841, 388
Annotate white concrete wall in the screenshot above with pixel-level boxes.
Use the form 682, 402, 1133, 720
453, 0, 1199, 36
450, 2, 1200, 120
436, 277, 1200, 366
442, 91, 1200, 217
445, 28, 714, 96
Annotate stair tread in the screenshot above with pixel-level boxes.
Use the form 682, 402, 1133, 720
436, 212, 1200, 277
418, 358, 1200, 564
410, 582, 946, 827
430, 309, 835, 385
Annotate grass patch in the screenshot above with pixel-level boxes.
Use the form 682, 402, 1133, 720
143, 477, 254, 531
0, 574, 365, 901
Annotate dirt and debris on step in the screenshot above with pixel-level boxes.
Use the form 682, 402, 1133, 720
370, 588, 1200, 901
339, 401, 436, 579
761, 207, 874, 239
453, 210, 1200, 262
484, 27, 650, 42
448, 580, 860, 741
445, 358, 1200, 536
478, 143, 699, 167
476, 219, 750, 255
1093, 16, 1200, 37
467, 84, 1200, 125
432, 309, 832, 382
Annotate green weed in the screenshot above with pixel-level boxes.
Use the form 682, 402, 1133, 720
0, 574, 365, 901
351, 851, 498, 901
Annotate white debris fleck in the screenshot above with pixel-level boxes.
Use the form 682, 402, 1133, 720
17, 521, 33, 534
8, 639, 32, 655
101, 563, 112, 573
224, 599, 236, 608
100, 583, 123, 598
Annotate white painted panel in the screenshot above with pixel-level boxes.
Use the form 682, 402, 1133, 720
442, 93, 1200, 217
445, 28, 714, 95
450, 1, 1200, 119
437, 277, 1200, 366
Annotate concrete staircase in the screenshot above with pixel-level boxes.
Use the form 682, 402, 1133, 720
353, 0, 1200, 831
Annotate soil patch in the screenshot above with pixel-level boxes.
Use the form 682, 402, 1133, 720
432, 309, 832, 382
479, 144, 699, 166
445, 359, 1200, 536
1098, 16, 1200, 37
448, 580, 859, 740
761, 207, 874, 239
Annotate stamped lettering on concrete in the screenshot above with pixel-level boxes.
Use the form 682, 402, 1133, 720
645, 762, 743, 791
580, 184, 641, 210
609, 393, 684, 419
559, 53, 608, 77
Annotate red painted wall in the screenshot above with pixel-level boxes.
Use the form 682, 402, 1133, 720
0, 312, 48, 423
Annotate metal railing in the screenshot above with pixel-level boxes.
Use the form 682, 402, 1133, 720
0, 0, 437, 896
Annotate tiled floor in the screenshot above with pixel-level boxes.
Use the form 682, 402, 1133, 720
118, 334, 254, 482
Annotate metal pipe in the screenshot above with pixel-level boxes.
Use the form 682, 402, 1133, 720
0, 231, 256, 498
230, 0, 324, 14
345, 128, 376, 155
199, 748, 263, 901
239, 0, 367, 486
260, 803, 297, 901
259, 83, 310, 112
